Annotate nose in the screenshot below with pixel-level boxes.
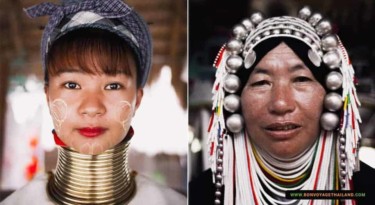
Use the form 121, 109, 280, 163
78, 92, 106, 117
268, 83, 296, 115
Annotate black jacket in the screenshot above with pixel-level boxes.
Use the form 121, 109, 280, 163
189, 162, 375, 205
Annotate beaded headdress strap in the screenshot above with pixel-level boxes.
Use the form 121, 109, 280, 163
208, 5, 362, 204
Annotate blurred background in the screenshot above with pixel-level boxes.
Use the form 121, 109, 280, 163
0, 0, 187, 200
189, 0, 375, 182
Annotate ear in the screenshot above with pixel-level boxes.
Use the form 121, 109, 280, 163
134, 88, 143, 111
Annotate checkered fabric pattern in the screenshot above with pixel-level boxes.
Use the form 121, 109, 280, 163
25, 0, 152, 87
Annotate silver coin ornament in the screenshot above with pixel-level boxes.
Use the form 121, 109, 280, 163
324, 93, 343, 111
250, 12, 264, 25
321, 34, 338, 51
309, 13, 323, 26
321, 112, 339, 131
226, 114, 244, 133
226, 55, 243, 73
233, 24, 247, 40
316, 19, 332, 36
323, 50, 341, 69
223, 74, 241, 93
326, 71, 343, 90
224, 94, 241, 113
298, 6, 312, 20
227, 39, 243, 54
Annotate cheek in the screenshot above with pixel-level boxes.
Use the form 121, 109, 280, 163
114, 100, 134, 131
49, 99, 69, 133
296, 87, 325, 119
241, 91, 266, 120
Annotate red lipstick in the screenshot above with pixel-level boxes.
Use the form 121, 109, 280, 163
78, 127, 106, 138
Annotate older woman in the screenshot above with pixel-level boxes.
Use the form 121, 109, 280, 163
1, 0, 186, 204
190, 6, 375, 205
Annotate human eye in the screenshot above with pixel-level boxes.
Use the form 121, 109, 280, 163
293, 76, 313, 83
250, 80, 270, 87
105, 83, 123, 90
64, 82, 81, 89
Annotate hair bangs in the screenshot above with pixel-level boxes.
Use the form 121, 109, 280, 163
47, 28, 134, 79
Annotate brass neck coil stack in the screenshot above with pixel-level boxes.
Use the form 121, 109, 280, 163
47, 140, 135, 205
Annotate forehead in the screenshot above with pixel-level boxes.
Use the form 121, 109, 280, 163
253, 42, 309, 74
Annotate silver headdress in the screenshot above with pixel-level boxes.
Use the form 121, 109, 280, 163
208, 6, 362, 205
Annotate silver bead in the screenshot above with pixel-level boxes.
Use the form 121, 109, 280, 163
215, 199, 221, 205
216, 182, 223, 188
298, 6, 312, 20
226, 55, 243, 73
320, 112, 339, 131
341, 170, 347, 176
241, 18, 254, 31
215, 191, 222, 197
218, 143, 223, 148
223, 74, 241, 94
303, 36, 312, 44
283, 29, 292, 34
326, 71, 343, 90
309, 13, 323, 27
262, 30, 271, 36
217, 166, 223, 172
217, 158, 223, 163
251, 12, 264, 25
218, 137, 223, 142
316, 19, 332, 36
272, 29, 280, 35
218, 150, 224, 156
216, 174, 222, 180
321, 34, 338, 51
339, 136, 346, 144
294, 31, 302, 37
324, 93, 343, 111
341, 179, 346, 185
311, 43, 319, 51
339, 145, 345, 151
340, 162, 346, 169
227, 39, 243, 55
233, 24, 247, 40
340, 153, 346, 159
223, 94, 241, 113
323, 50, 341, 69
254, 36, 261, 42
226, 114, 244, 133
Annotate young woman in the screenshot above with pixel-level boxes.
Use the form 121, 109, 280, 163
190, 6, 375, 205
1, 0, 186, 204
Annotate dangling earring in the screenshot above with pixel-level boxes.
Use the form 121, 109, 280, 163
52, 129, 66, 146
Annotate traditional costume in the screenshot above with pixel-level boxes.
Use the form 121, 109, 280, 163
1, 0, 185, 204
190, 6, 375, 205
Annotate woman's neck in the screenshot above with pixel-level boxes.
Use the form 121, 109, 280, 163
47, 139, 135, 204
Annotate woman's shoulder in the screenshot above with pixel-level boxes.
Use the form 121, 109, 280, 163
131, 174, 186, 205
0, 173, 53, 205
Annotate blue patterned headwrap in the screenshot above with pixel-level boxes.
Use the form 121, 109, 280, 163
25, 0, 152, 87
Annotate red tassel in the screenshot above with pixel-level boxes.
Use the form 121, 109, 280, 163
207, 110, 215, 132
210, 142, 214, 156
